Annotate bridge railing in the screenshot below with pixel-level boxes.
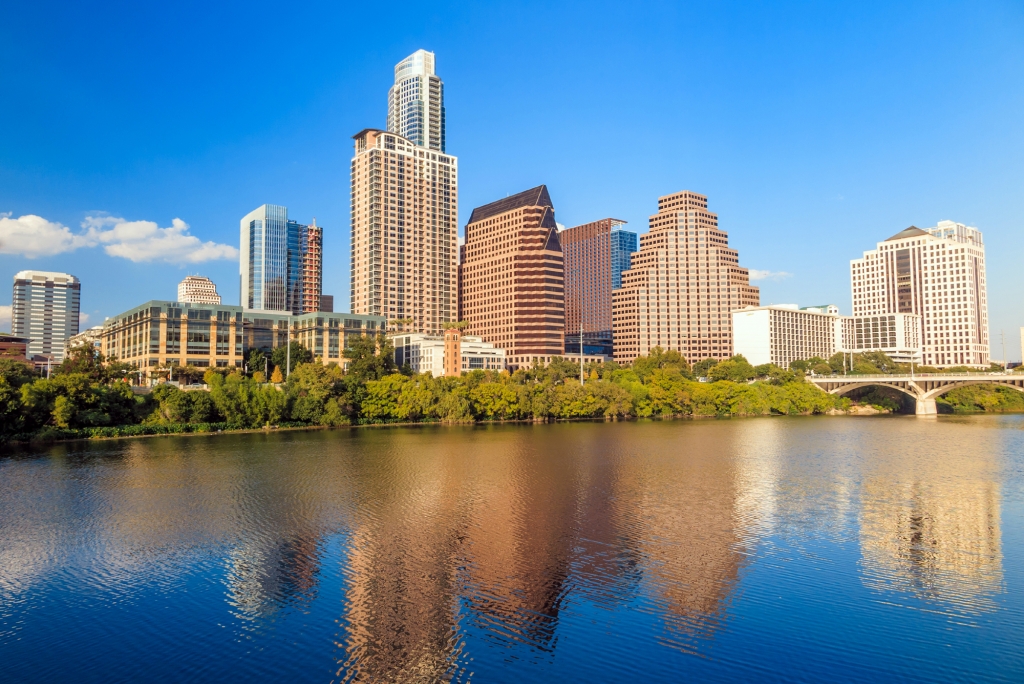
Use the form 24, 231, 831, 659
808, 372, 1019, 380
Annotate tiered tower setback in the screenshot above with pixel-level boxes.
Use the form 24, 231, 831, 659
612, 191, 759, 364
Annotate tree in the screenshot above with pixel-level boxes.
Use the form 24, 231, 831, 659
246, 349, 268, 376
343, 333, 396, 382
0, 358, 36, 388
708, 355, 756, 383
633, 347, 693, 382
692, 357, 718, 378
271, 342, 313, 374
271, 366, 284, 383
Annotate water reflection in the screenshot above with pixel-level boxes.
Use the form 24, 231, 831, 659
0, 417, 1017, 683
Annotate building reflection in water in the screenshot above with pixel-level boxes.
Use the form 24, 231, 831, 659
859, 440, 1002, 614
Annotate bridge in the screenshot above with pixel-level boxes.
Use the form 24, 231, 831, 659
807, 373, 1024, 415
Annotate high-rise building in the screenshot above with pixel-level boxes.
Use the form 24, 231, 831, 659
460, 186, 565, 367
177, 275, 221, 305
610, 228, 638, 290
350, 129, 458, 333
561, 218, 632, 357
612, 191, 759, 364
851, 221, 988, 368
11, 270, 81, 362
240, 204, 318, 315
302, 219, 323, 314
386, 49, 445, 152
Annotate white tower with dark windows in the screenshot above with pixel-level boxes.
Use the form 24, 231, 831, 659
386, 49, 446, 152
11, 270, 81, 362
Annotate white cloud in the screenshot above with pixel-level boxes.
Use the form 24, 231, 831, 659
79, 313, 90, 326
0, 212, 237, 264
749, 269, 793, 282
0, 213, 91, 258
82, 216, 238, 264
0, 304, 11, 332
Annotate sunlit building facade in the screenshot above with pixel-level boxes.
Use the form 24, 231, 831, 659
240, 204, 320, 315
386, 49, 446, 152
177, 275, 221, 305
851, 222, 988, 368
11, 270, 81, 362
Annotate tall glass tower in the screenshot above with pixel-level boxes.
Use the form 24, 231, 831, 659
610, 228, 638, 289
386, 49, 445, 152
239, 204, 310, 314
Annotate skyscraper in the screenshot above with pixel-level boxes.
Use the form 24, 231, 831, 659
610, 228, 638, 290
177, 275, 221, 305
460, 186, 565, 367
302, 219, 323, 314
561, 218, 633, 357
11, 270, 81, 362
387, 49, 445, 152
240, 204, 318, 315
612, 191, 760, 364
350, 129, 458, 332
851, 221, 988, 368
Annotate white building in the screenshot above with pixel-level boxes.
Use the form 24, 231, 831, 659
387, 49, 446, 152
177, 275, 221, 305
67, 325, 104, 353
391, 332, 505, 377
851, 222, 987, 368
733, 304, 923, 368
11, 270, 81, 362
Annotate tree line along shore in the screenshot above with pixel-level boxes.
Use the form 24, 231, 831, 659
2, 336, 1023, 444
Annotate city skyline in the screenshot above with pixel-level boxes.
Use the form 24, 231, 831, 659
1, 2, 1022, 359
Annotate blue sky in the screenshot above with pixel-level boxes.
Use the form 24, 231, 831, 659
2, 1, 1022, 359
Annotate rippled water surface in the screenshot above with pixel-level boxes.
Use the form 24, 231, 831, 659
2, 416, 1023, 682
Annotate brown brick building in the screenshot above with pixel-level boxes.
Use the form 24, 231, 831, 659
302, 220, 323, 314
612, 191, 759, 364
459, 186, 565, 367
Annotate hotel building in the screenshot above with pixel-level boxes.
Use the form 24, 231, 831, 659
350, 129, 458, 333
459, 186, 566, 367
391, 329, 506, 377
177, 275, 221, 305
386, 49, 446, 152
612, 191, 760, 364
100, 300, 383, 377
240, 204, 321, 315
732, 304, 923, 368
562, 218, 634, 357
11, 270, 81, 362
851, 222, 988, 368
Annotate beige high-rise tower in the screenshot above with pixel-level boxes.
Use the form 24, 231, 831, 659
350, 129, 458, 332
612, 191, 759, 364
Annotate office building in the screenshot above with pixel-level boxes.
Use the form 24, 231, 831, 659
391, 330, 506, 377
460, 186, 566, 367
350, 129, 458, 334
851, 221, 988, 367
177, 275, 221, 305
612, 191, 760, 364
100, 300, 384, 378
11, 270, 81, 362
561, 218, 632, 357
386, 49, 445, 152
240, 204, 320, 315
732, 304, 923, 368
302, 220, 323, 314
320, 295, 334, 313
610, 228, 638, 290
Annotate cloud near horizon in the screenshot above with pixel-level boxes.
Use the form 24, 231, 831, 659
0, 304, 11, 332
748, 268, 793, 282
0, 212, 238, 264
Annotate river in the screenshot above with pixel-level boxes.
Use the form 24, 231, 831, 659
1, 415, 1022, 682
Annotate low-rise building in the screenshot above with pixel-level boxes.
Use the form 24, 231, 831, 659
391, 330, 506, 377
67, 325, 104, 353
100, 300, 385, 379
732, 304, 923, 368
